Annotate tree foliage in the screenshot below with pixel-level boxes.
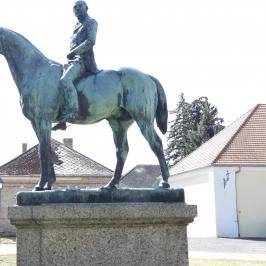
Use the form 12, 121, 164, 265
165, 93, 224, 167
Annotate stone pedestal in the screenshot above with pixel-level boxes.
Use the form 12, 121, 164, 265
8, 189, 197, 266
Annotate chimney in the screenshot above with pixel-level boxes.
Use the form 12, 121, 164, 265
63, 138, 73, 149
22, 143, 27, 153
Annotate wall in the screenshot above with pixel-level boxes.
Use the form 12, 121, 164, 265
213, 167, 239, 238
170, 168, 217, 237
0, 184, 24, 235
236, 167, 266, 238
0, 175, 110, 235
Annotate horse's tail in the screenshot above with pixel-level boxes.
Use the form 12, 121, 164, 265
149, 75, 168, 134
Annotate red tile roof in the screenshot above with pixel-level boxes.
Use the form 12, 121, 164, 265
215, 105, 266, 165
0, 139, 113, 177
170, 104, 266, 175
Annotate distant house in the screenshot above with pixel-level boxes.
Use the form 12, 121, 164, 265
169, 104, 266, 238
0, 138, 113, 235
119, 164, 161, 188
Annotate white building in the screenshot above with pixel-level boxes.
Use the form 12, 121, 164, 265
169, 104, 266, 238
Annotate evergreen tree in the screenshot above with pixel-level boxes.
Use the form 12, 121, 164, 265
165, 94, 224, 167
165, 93, 191, 166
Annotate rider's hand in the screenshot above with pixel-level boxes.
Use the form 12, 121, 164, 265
67, 52, 75, 60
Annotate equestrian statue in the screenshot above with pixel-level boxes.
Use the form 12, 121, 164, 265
0, 1, 170, 191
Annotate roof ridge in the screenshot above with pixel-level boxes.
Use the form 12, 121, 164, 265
213, 104, 259, 164
121, 165, 139, 180
52, 139, 114, 172
0, 143, 37, 170
169, 104, 260, 175
0, 139, 62, 170
0, 138, 114, 176
121, 164, 159, 180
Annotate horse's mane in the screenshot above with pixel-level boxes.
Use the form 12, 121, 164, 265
0, 27, 52, 62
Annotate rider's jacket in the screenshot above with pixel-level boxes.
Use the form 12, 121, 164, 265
70, 15, 98, 74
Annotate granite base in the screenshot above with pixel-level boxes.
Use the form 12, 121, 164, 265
9, 190, 196, 266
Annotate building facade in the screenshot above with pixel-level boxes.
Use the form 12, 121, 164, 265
170, 104, 266, 238
0, 138, 113, 235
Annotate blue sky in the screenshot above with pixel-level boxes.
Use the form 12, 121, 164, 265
0, 0, 266, 172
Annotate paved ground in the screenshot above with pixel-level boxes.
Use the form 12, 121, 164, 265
188, 237, 266, 261
1, 237, 266, 261
0, 243, 16, 255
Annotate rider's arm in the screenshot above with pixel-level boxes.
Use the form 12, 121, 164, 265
69, 19, 98, 57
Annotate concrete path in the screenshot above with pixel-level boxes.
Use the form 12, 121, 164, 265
188, 237, 266, 261
0, 243, 16, 255
1, 237, 266, 261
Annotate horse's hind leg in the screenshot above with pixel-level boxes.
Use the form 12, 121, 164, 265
103, 118, 133, 188
136, 121, 170, 188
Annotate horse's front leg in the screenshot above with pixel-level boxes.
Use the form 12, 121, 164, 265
31, 118, 56, 191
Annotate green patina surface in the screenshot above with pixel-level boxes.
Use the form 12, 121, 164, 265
16, 188, 184, 206
0, 2, 170, 191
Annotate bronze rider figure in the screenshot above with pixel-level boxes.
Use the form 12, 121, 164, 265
53, 0, 98, 130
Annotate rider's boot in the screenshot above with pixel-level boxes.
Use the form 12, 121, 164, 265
52, 109, 79, 131
52, 121, 67, 131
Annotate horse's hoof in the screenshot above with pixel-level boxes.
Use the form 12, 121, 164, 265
101, 185, 117, 190
158, 181, 170, 189
102, 178, 120, 189
44, 186, 52, 191
33, 186, 45, 191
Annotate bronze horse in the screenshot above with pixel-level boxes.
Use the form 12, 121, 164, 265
0, 27, 170, 190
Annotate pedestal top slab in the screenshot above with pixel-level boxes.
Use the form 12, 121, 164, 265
16, 188, 185, 206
